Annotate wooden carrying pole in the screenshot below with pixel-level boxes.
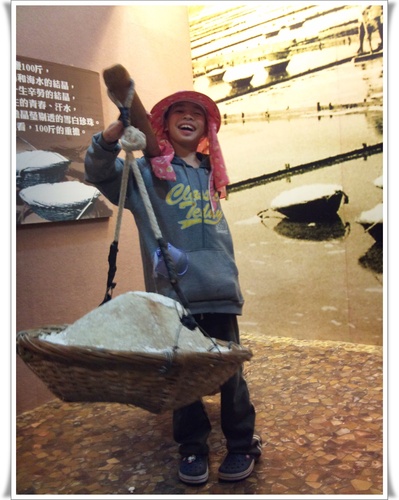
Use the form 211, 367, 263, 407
102, 64, 161, 158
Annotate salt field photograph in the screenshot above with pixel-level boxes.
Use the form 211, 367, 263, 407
188, 2, 384, 346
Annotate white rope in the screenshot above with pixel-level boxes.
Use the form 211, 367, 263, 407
107, 79, 162, 245
120, 125, 146, 152
113, 126, 146, 242
126, 150, 163, 240
113, 150, 130, 242
106, 81, 136, 243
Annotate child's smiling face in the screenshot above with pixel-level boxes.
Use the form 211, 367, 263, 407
165, 101, 207, 150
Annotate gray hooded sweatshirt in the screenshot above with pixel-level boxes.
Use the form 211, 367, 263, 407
84, 132, 244, 316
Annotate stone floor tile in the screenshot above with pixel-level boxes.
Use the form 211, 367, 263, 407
16, 333, 384, 496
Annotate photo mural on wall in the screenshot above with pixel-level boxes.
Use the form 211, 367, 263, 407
188, 3, 383, 177
187, 2, 385, 345
16, 56, 112, 224
188, 2, 383, 242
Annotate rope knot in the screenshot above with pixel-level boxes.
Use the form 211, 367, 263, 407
120, 125, 147, 152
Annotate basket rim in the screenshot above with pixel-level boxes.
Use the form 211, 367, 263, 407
17, 160, 71, 174
16, 325, 253, 367
19, 189, 100, 214
20, 196, 99, 210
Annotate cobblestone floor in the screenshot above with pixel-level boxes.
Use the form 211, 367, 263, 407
16, 333, 384, 496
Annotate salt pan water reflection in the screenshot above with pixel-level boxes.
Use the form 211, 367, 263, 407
205, 48, 385, 347
214, 56, 383, 184
269, 216, 351, 241
222, 154, 383, 347
220, 112, 381, 184
192, 12, 384, 346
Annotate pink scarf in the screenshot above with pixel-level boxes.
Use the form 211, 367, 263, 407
148, 91, 230, 211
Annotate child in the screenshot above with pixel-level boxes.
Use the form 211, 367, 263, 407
84, 89, 262, 484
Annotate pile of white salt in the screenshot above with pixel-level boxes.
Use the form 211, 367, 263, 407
42, 291, 222, 353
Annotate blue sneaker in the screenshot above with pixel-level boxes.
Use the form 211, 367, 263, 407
218, 453, 255, 481
178, 455, 209, 485
218, 435, 262, 482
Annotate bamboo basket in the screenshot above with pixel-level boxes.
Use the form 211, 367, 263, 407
16, 325, 253, 414
16, 150, 71, 189
19, 182, 100, 221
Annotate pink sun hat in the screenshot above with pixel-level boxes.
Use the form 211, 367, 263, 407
148, 90, 230, 206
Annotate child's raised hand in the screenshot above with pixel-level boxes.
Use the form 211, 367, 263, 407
102, 120, 125, 144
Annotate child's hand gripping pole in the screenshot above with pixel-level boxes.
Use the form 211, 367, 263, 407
103, 64, 161, 158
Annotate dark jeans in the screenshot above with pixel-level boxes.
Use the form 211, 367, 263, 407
173, 313, 259, 457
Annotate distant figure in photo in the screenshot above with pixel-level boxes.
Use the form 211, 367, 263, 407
357, 5, 383, 54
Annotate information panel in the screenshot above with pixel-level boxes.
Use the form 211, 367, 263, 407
16, 56, 112, 224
